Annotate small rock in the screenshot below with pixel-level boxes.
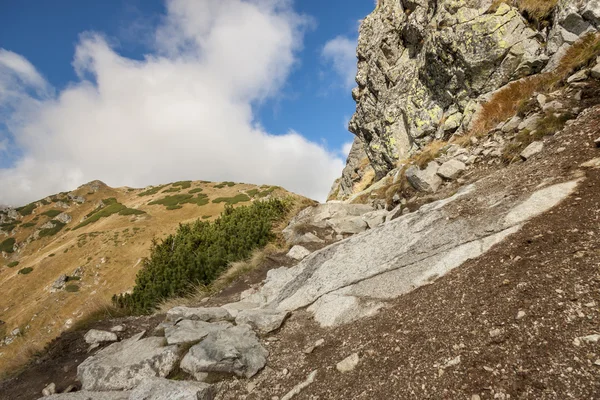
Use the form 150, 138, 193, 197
406, 162, 442, 193
110, 325, 125, 333
542, 101, 564, 112
567, 69, 589, 83
286, 245, 311, 261
336, 353, 359, 373
536, 94, 547, 107
591, 64, 600, 79
516, 311, 526, 320
129, 377, 214, 400
518, 115, 542, 132
235, 309, 290, 334
501, 116, 522, 133
520, 141, 544, 160
11, 328, 20, 336
52, 275, 68, 290
84, 329, 118, 345
42, 383, 56, 396
303, 338, 325, 354
489, 328, 503, 338
437, 159, 466, 180
472, 395, 481, 400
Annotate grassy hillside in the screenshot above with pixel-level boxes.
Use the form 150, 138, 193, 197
0, 179, 304, 376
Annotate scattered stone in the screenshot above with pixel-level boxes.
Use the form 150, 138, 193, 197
501, 116, 522, 133
55, 213, 72, 224
52, 275, 68, 290
516, 311, 526, 320
84, 329, 118, 345
520, 141, 544, 160
129, 377, 214, 400
406, 162, 442, 193
303, 338, 325, 354
42, 383, 56, 396
281, 370, 318, 400
110, 325, 125, 333
180, 325, 268, 380
489, 328, 503, 338
37, 392, 129, 400
441, 355, 461, 369
575, 334, 600, 346
286, 245, 311, 261
11, 328, 21, 336
581, 157, 600, 168
235, 309, 290, 334
518, 115, 542, 132
165, 307, 233, 323
437, 160, 466, 180
336, 353, 360, 373
472, 395, 482, 400
165, 320, 232, 345
77, 332, 180, 391
567, 69, 589, 83
542, 101, 564, 112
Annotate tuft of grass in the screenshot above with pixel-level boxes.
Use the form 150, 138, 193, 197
0, 238, 16, 253
21, 222, 36, 228
246, 189, 259, 197
7, 261, 19, 268
162, 188, 181, 193
212, 194, 251, 205
18, 267, 33, 275
65, 284, 80, 292
41, 209, 62, 218
118, 208, 145, 216
172, 181, 192, 189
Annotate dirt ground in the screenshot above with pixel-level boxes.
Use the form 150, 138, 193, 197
2, 105, 600, 399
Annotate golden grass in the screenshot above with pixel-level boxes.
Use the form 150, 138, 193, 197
490, 0, 559, 22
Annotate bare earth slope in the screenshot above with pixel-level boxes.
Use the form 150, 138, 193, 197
0, 180, 295, 375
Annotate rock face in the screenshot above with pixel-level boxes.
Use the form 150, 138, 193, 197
334, 0, 594, 198
164, 320, 232, 345
129, 378, 214, 400
77, 332, 180, 391
180, 325, 268, 380
251, 180, 581, 327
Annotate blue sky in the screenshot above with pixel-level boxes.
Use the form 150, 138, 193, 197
0, 0, 375, 204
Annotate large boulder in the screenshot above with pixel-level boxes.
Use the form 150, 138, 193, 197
180, 325, 268, 380
129, 377, 214, 400
77, 332, 180, 391
235, 309, 290, 334
164, 320, 232, 345
405, 162, 443, 193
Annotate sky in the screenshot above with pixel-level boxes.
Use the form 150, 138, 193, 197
0, 0, 375, 205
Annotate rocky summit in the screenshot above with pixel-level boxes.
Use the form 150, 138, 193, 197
2, 1, 600, 399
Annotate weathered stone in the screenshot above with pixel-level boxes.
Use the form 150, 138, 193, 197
180, 325, 268, 380
437, 160, 466, 180
518, 115, 542, 132
591, 64, 600, 79
129, 377, 214, 400
336, 353, 360, 373
164, 320, 232, 345
235, 309, 290, 334
520, 141, 544, 160
165, 307, 232, 323
55, 213, 71, 224
221, 301, 260, 318
583, 0, 600, 27
77, 332, 180, 391
281, 370, 318, 400
567, 69, 589, 83
361, 210, 387, 229
501, 116, 522, 133
286, 245, 311, 261
42, 383, 56, 396
405, 162, 442, 193
327, 216, 368, 235
110, 325, 125, 332
51, 275, 68, 290
38, 392, 129, 400
84, 329, 118, 345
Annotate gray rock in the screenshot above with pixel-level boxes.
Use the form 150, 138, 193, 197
180, 325, 268, 380
165, 307, 232, 323
38, 392, 129, 400
235, 309, 290, 334
77, 332, 180, 391
518, 115, 542, 132
221, 301, 260, 318
567, 69, 589, 83
405, 162, 442, 193
361, 210, 387, 229
591, 64, 600, 79
129, 377, 214, 400
111, 325, 125, 333
336, 353, 360, 373
583, 0, 600, 26
84, 329, 118, 345
501, 116, 522, 133
286, 245, 311, 261
437, 160, 466, 180
52, 275, 68, 290
164, 320, 232, 345
560, 9, 592, 35
55, 213, 72, 224
520, 141, 544, 160
42, 383, 56, 396
327, 216, 368, 235
542, 100, 565, 112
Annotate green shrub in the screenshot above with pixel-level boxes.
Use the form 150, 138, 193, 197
67, 276, 81, 281
189, 188, 204, 194
113, 199, 289, 314
162, 188, 181, 193
7, 261, 19, 268
138, 185, 168, 197
0, 238, 16, 253
213, 184, 226, 189
166, 205, 183, 210
246, 189, 259, 197
48, 253, 55, 257
39, 221, 66, 238
21, 222, 36, 228
149, 194, 209, 209
212, 194, 251, 205
74, 198, 142, 229
39, 199, 50, 205
16, 203, 37, 216
65, 284, 80, 292
18, 267, 33, 275
172, 181, 192, 189
42, 209, 62, 218
202, 215, 211, 219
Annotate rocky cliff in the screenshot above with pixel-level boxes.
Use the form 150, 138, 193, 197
330, 0, 600, 200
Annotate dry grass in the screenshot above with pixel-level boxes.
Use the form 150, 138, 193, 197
354, 168, 376, 193
489, 0, 558, 22
411, 140, 447, 169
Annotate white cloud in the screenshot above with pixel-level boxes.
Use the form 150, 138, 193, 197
341, 141, 353, 158
0, 0, 345, 205
321, 35, 357, 90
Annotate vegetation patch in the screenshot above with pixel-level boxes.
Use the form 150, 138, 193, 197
38, 221, 66, 238
113, 199, 290, 313
149, 193, 209, 209
65, 284, 80, 292
74, 198, 143, 230
41, 209, 62, 218
212, 194, 251, 205
138, 185, 168, 197
172, 181, 192, 190
0, 238, 16, 253
18, 267, 33, 275
189, 188, 204, 194
21, 222, 36, 228
257, 186, 279, 198
162, 188, 181, 193
1, 221, 20, 232
7, 261, 19, 268
16, 202, 37, 216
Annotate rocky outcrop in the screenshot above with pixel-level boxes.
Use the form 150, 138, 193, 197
332, 0, 596, 199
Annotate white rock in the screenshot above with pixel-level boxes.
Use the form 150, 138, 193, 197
520, 141, 544, 160
84, 329, 118, 345
110, 325, 125, 333
286, 245, 311, 261
42, 383, 56, 396
567, 69, 589, 83
235, 309, 290, 334
591, 64, 600, 79
516, 311, 526, 320
129, 377, 214, 400
437, 159, 466, 180
221, 301, 260, 318
165, 307, 232, 323
280, 370, 318, 400
361, 210, 388, 229
336, 353, 360, 373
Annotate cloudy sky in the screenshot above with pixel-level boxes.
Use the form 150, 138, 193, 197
0, 0, 374, 205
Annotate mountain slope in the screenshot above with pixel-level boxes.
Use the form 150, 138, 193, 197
0, 179, 304, 374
